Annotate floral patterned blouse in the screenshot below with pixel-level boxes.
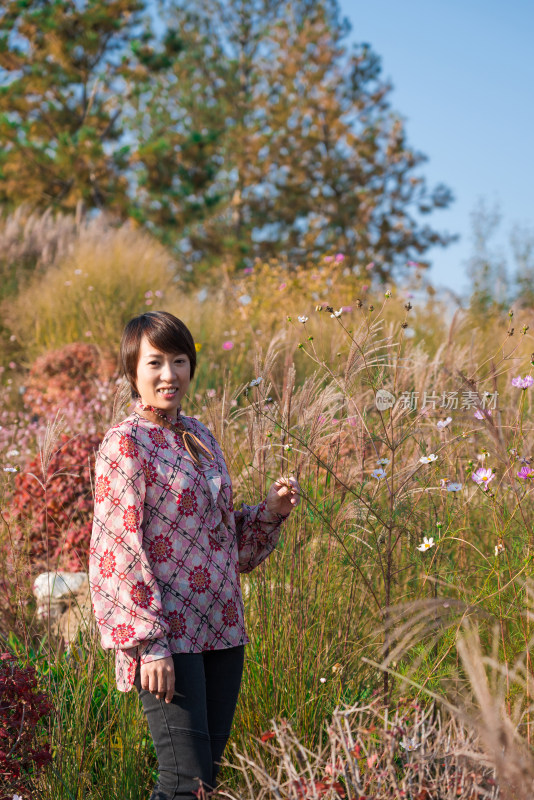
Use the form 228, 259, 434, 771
89, 407, 288, 692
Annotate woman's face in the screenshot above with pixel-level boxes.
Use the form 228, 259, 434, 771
136, 334, 191, 418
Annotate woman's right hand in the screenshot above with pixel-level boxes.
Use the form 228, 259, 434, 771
140, 656, 175, 703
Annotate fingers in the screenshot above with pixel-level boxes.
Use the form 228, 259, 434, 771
140, 657, 175, 702
165, 682, 174, 703
274, 475, 301, 505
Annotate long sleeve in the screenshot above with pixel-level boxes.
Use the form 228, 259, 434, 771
89, 429, 171, 664
235, 498, 289, 574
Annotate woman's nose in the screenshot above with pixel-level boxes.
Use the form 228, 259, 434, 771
160, 361, 177, 381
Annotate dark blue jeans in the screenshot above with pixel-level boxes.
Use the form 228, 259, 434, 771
133, 646, 245, 800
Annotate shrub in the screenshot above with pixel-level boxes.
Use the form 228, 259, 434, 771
0, 649, 53, 800
223, 700, 499, 800
10, 432, 102, 573
22, 341, 117, 416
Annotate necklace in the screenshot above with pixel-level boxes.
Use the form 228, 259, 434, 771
138, 402, 183, 427
135, 402, 215, 466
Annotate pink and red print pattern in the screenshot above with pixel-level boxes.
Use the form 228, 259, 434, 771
95, 475, 111, 503
111, 623, 136, 646
131, 581, 153, 609
99, 550, 115, 578
148, 534, 173, 563
188, 565, 211, 594
222, 599, 238, 626
176, 487, 198, 516
89, 410, 289, 692
118, 434, 138, 458
167, 610, 186, 639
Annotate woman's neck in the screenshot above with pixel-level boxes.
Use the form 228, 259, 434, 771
137, 401, 181, 423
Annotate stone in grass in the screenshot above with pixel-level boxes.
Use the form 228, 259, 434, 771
33, 571, 92, 647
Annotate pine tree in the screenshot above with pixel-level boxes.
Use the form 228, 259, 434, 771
128, 10, 233, 245
0, 0, 148, 212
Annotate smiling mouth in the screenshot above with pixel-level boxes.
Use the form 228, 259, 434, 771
158, 388, 178, 396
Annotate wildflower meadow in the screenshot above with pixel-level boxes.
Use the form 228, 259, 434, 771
1, 207, 534, 799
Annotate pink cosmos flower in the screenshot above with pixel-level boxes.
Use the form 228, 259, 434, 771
243, 267, 254, 275
145, 291, 153, 298
335, 253, 345, 262
512, 375, 534, 389
278, 283, 287, 290
474, 408, 492, 420
362, 284, 369, 292
145, 299, 153, 305
366, 262, 375, 270
342, 306, 353, 313
472, 468, 495, 490
517, 465, 534, 480
222, 341, 234, 350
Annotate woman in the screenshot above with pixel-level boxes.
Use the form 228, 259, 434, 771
89, 311, 300, 800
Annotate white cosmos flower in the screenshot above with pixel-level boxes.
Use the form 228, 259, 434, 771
419, 454, 438, 464
6, 449, 19, 457
400, 737, 420, 751
298, 315, 309, 323
3, 466, 18, 473
417, 536, 435, 552
436, 417, 452, 429
330, 308, 342, 318
249, 377, 263, 387
447, 482, 462, 492
371, 468, 386, 479
376, 457, 390, 466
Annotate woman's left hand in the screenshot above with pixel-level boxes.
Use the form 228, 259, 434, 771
265, 476, 301, 517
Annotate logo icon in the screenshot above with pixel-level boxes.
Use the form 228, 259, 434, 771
375, 389, 396, 411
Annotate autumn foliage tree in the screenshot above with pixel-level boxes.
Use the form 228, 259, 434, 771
130, 0, 455, 279
0, 0, 455, 282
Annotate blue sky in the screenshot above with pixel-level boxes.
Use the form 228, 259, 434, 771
340, 0, 534, 297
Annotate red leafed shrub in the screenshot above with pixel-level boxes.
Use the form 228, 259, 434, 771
10, 432, 102, 572
0, 650, 53, 800
23, 341, 116, 415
